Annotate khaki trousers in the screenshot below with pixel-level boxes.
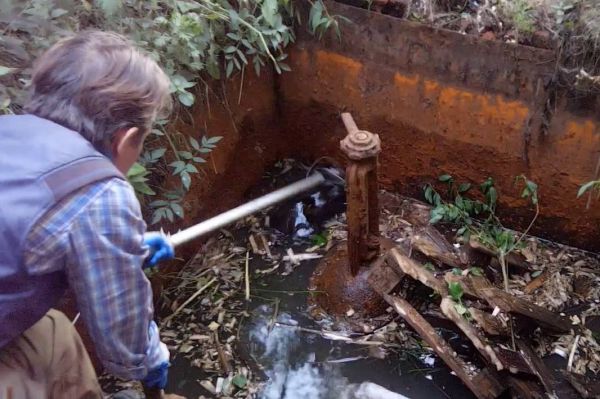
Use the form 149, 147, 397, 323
0, 309, 103, 399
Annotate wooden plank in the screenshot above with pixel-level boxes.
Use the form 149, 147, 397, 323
469, 237, 531, 272
507, 376, 545, 399
515, 339, 563, 398
479, 288, 574, 333
562, 370, 600, 398
411, 226, 465, 268
383, 294, 505, 399
444, 272, 493, 298
440, 297, 505, 371
443, 271, 574, 334
469, 307, 509, 336
388, 247, 448, 295
471, 369, 508, 399
367, 255, 403, 295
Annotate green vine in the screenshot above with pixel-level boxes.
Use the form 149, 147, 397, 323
0, 0, 346, 224
424, 174, 539, 294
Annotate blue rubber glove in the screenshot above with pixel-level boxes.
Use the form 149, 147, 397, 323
143, 232, 174, 268
141, 361, 169, 389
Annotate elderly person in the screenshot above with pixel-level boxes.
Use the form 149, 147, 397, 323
0, 31, 181, 398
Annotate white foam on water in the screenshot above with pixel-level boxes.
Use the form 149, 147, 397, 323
350, 382, 411, 399
419, 353, 436, 367
249, 307, 410, 399
311, 192, 327, 207
293, 202, 313, 238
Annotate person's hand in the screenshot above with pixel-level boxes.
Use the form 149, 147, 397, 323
142, 362, 169, 392
143, 232, 174, 268
142, 365, 186, 399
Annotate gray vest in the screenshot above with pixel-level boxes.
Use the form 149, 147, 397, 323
0, 114, 124, 348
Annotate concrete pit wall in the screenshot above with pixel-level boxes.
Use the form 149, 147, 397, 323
156, 1, 600, 254
275, 0, 600, 251
73, 0, 600, 373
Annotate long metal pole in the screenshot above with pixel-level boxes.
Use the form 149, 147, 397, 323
169, 172, 325, 247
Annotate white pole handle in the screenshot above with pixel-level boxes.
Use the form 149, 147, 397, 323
169, 172, 325, 248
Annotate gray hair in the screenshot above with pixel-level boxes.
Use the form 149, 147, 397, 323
24, 30, 172, 154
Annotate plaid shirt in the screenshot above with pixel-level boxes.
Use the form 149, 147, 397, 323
22, 177, 167, 380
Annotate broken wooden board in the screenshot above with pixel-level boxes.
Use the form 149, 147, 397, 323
388, 247, 448, 295
469, 307, 509, 336
479, 287, 574, 333
507, 376, 545, 399
494, 347, 534, 375
440, 297, 504, 371
411, 226, 465, 268
469, 237, 531, 272
367, 255, 403, 296
516, 339, 559, 396
562, 370, 600, 398
444, 272, 493, 298
383, 293, 505, 399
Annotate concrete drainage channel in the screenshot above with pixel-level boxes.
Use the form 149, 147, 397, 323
93, 1, 600, 397
100, 112, 600, 399
154, 159, 480, 399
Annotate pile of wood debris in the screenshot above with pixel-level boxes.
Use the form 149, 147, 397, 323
100, 233, 263, 398
355, 192, 600, 399
157, 236, 258, 398
101, 186, 600, 398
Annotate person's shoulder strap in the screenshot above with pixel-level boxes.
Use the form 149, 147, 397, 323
42, 156, 125, 202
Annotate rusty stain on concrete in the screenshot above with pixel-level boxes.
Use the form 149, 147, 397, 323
280, 34, 600, 250
155, 2, 600, 255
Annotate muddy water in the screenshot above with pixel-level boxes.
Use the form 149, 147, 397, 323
240, 247, 476, 399
166, 240, 476, 398
166, 214, 475, 398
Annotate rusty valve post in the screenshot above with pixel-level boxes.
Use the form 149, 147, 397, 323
340, 113, 381, 275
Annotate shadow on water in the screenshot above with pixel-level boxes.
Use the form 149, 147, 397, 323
166, 163, 476, 398
167, 235, 475, 399
238, 246, 476, 399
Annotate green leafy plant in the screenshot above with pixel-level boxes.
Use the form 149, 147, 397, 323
499, 0, 536, 39
308, 0, 350, 39
578, 180, 600, 198
232, 374, 247, 389
127, 162, 156, 197
425, 173, 539, 293
491, 175, 539, 291
310, 233, 328, 247
448, 281, 470, 319
0, 0, 343, 225
139, 132, 222, 224
170, 135, 222, 190
552, 0, 576, 26
423, 175, 498, 239
578, 179, 600, 210
150, 189, 186, 224
423, 262, 436, 272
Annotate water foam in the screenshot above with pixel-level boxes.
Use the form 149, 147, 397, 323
249, 306, 410, 399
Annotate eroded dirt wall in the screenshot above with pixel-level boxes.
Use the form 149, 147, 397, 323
277, 0, 600, 251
